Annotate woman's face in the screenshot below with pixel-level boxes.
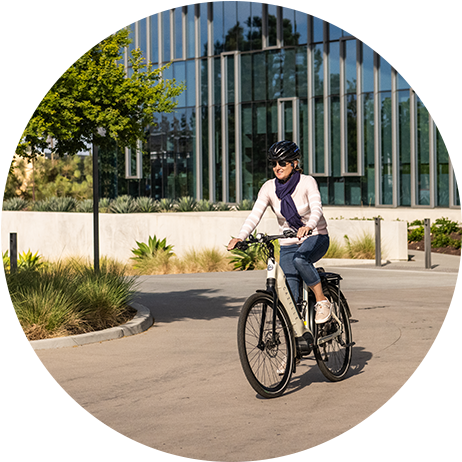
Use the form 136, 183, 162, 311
273, 160, 297, 182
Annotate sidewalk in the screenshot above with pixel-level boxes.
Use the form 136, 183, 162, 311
34, 265, 459, 461
322, 249, 460, 273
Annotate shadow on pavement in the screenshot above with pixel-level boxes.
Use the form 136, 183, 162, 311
134, 288, 245, 323
281, 346, 372, 397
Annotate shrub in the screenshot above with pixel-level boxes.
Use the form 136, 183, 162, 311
195, 199, 214, 211
76, 198, 94, 213
99, 197, 112, 213
5, 258, 137, 340
324, 238, 347, 258
176, 196, 196, 212
158, 198, 176, 212
236, 199, 255, 211
407, 217, 461, 249
214, 202, 231, 211
136, 196, 158, 213
179, 248, 233, 273
130, 235, 175, 274
344, 233, 376, 259
32, 197, 76, 212
110, 195, 139, 213
3, 197, 29, 211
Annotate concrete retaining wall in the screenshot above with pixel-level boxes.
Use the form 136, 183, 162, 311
1, 210, 409, 262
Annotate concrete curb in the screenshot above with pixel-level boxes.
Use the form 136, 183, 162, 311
30, 302, 154, 350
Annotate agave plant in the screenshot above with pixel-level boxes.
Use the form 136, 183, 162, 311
176, 196, 196, 212
3, 197, 29, 211
158, 198, 176, 212
213, 201, 231, 211
131, 235, 175, 261
136, 196, 158, 213
99, 198, 112, 213
195, 199, 214, 211
110, 195, 139, 213
236, 199, 255, 211
76, 199, 94, 213
18, 250, 43, 271
228, 232, 266, 271
32, 197, 76, 212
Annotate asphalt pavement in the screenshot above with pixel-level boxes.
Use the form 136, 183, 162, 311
34, 252, 460, 461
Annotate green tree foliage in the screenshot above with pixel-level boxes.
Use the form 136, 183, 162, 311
16, 27, 184, 160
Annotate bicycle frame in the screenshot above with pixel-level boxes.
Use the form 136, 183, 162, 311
265, 256, 307, 339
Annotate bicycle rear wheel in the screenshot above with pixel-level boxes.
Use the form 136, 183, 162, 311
314, 285, 352, 381
237, 293, 295, 398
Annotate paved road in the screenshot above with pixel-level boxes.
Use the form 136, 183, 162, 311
35, 255, 459, 462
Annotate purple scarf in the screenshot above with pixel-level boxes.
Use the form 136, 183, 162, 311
275, 171, 304, 230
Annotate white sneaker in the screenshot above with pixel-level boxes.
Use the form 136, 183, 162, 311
315, 299, 332, 324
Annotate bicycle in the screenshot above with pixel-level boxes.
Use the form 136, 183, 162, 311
235, 230, 354, 398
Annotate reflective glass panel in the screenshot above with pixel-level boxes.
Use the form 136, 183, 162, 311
174, 8, 183, 59
237, 1, 251, 51
362, 43, 374, 93
295, 11, 307, 45
329, 23, 342, 41
201, 59, 208, 105
250, 2, 262, 50
345, 40, 357, 93
312, 16, 323, 43
186, 60, 196, 107
200, 3, 208, 57
283, 8, 296, 46
314, 98, 324, 174
417, 98, 430, 205
242, 104, 253, 200
224, 1, 237, 51
300, 99, 309, 169
253, 52, 266, 101
331, 96, 341, 177
296, 46, 307, 98
241, 54, 252, 101
363, 92, 375, 205
214, 1, 224, 54
228, 104, 236, 202
215, 105, 222, 201
128, 23, 136, 56
214, 57, 221, 105
202, 107, 209, 198
313, 43, 324, 97
381, 92, 393, 204
162, 10, 170, 62
397, 72, 410, 90
174, 62, 186, 107
150, 14, 159, 63
186, 5, 195, 58
227, 55, 235, 104
379, 56, 392, 92
398, 90, 411, 206
282, 49, 296, 97
267, 50, 281, 100
436, 128, 449, 206
268, 4, 277, 47
329, 41, 340, 95
346, 94, 358, 173
138, 19, 147, 58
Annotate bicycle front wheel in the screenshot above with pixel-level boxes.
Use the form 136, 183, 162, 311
237, 293, 295, 398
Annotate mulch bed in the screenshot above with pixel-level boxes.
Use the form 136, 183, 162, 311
408, 233, 461, 256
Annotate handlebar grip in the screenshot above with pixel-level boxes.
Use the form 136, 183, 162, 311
234, 240, 248, 251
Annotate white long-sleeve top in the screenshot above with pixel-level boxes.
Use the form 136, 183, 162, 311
237, 174, 328, 246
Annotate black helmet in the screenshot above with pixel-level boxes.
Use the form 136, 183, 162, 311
267, 140, 300, 162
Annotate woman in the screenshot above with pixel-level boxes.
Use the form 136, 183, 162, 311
227, 140, 332, 324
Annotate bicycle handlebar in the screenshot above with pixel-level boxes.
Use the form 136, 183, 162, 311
233, 228, 312, 251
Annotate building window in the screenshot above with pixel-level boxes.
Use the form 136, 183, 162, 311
416, 97, 430, 205
116, 3, 457, 210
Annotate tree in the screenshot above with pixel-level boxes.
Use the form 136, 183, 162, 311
16, 28, 185, 159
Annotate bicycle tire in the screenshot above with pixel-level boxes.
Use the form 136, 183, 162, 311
237, 292, 295, 398
313, 284, 352, 382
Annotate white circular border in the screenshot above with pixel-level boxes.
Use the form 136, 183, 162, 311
0, 2, 460, 460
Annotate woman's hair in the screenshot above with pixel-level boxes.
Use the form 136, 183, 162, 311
293, 161, 303, 174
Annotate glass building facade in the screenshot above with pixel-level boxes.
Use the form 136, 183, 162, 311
110, 2, 459, 209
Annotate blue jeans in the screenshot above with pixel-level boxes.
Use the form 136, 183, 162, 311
279, 234, 330, 302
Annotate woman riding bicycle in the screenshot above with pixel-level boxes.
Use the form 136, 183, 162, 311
227, 140, 332, 324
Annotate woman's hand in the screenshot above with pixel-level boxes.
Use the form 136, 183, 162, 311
297, 226, 312, 240
227, 238, 242, 251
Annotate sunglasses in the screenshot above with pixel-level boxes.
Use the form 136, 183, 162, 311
270, 160, 291, 168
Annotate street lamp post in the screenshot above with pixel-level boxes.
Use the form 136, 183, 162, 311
92, 143, 100, 272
